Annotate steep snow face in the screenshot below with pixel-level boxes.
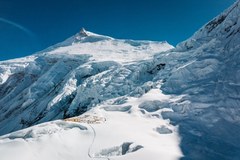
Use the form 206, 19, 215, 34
0, 1, 240, 160
0, 31, 172, 136
148, 1, 240, 159
160, 0, 240, 125
177, 0, 240, 51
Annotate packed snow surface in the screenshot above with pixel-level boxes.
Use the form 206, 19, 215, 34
0, 89, 182, 160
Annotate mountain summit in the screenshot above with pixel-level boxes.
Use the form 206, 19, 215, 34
79, 28, 89, 37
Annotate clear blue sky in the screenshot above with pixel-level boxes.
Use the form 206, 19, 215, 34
0, 0, 236, 61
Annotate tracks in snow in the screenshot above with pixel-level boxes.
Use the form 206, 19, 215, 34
88, 124, 110, 160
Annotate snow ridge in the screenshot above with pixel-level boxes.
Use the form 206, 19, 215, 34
0, 1, 240, 160
177, 0, 240, 51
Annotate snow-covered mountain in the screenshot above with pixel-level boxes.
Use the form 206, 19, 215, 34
0, 1, 240, 160
0, 28, 173, 136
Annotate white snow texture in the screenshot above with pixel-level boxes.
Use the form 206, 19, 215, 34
0, 1, 240, 160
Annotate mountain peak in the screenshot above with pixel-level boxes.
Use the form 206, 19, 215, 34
74, 28, 114, 42
79, 27, 88, 37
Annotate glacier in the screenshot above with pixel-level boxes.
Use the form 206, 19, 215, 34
0, 1, 240, 160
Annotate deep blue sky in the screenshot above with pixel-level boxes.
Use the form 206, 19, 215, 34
0, 0, 236, 61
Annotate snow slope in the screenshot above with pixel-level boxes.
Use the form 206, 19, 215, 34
0, 28, 172, 136
43, 28, 173, 63
154, 1, 240, 159
0, 1, 240, 160
0, 89, 182, 160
